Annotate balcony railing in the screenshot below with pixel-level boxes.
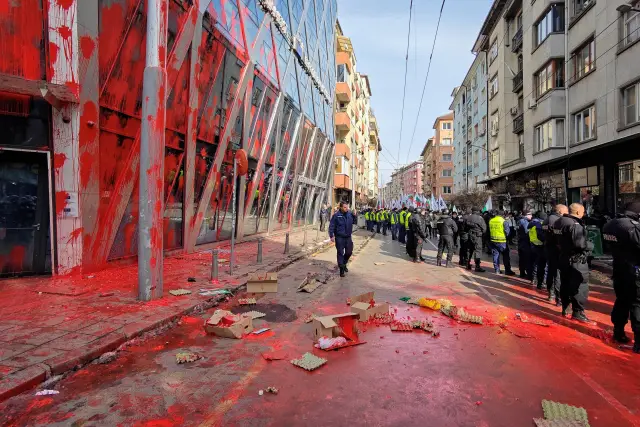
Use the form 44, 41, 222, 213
512, 113, 524, 134
512, 70, 523, 92
511, 27, 523, 52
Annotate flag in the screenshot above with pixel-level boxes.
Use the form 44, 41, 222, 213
438, 196, 446, 211
452, 205, 458, 213
430, 195, 436, 211
482, 196, 493, 212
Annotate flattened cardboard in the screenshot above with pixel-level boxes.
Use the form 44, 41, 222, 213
350, 292, 375, 305
349, 292, 390, 321
246, 272, 278, 293
204, 310, 253, 338
313, 313, 360, 342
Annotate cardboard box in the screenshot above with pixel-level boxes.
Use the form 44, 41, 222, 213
204, 310, 253, 338
349, 292, 390, 321
246, 272, 278, 293
313, 313, 360, 342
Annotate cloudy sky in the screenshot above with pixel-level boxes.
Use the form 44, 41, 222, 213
337, 0, 493, 184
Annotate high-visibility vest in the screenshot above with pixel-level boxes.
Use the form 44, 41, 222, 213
405, 213, 412, 229
365, 212, 370, 220
489, 216, 507, 243
529, 223, 543, 246
390, 212, 397, 224
399, 211, 407, 225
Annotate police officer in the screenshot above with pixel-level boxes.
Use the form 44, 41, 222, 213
436, 209, 458, 267
458, 211, 470, 266
465, 208, 487, 272
319, 203, 329, 232
398, 206, 408, 243
382, 209, 389, 236
602, 201, 640, 352
452, 211, 461, 248
364, 209, 371, 231
528, 211, 548, 289
553, 203, 592, 322
390, 208, 399, 240
405, 207, 415, 257
543, 204, 568, 304
489, 210, 516, 275
518, 211, 533, 279
328, 201, 357, 277
409, 208, 427, 262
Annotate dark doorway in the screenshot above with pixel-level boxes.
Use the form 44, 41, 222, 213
0, 150, 51, 276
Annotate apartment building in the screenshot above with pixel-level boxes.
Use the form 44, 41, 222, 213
450, 54, 489, 193
473, 0, 640, 214
333, 23, 381, 207
388, 170, 404, 201
422, 113, 455, 200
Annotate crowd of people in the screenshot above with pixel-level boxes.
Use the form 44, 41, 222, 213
326, 200, 640, 354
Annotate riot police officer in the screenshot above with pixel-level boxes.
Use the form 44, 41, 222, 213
436, 209, 458, 267
408, 208, 427, 262
602, 201, 640, 352
458, 211, 470, 266
553, 203, 592, 323
542, 204, 568, 304
465, 208, 487, 272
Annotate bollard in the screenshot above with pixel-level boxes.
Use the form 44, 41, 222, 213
284, 232, 290, 254
257, 238, 263, 264
302, 228, 307, 247
211, 249, 219, 281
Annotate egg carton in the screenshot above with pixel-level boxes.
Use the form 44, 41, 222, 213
390, 322, 413, 332
245, 311, 266, 319
533, 419, 587, 427
169, 289, 191, 296
541, 400, 589, 426
373, 313, 394, 324
291, 353, 327, 371
239, 298, 256, 305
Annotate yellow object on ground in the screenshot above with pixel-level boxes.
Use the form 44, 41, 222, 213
417, 298, 441, 310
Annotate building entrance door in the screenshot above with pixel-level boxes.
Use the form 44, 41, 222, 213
0, 150, 51, 276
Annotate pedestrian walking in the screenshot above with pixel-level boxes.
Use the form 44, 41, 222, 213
518, 211, 532, 279
398, 206, 408, 244
528, 211, 548, 289
542, 204, 568, 305
436, 209, 458, 267
489, 211, 516, 275
328, 201, 357, 278
465, 208, 487, 272
553, 203, 592, 322
602, 201, 640, 352
319, 203, 329, 232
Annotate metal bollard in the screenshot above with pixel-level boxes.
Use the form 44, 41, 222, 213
211, 249, 219, 281
284, 232, 290, 254
257, 238, 263, 264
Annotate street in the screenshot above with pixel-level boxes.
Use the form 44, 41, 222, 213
2, 231, 640, 427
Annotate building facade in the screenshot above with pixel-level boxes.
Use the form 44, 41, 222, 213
450, 54, 489, 193
0, 0, 338, 277
422, 113, 455, 200
473, 0, 640, 214
333, 25, 381, 207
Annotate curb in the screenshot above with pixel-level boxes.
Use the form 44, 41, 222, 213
0, 232, 361, 403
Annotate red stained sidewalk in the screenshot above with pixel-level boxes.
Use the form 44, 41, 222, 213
0, 227, 335, 402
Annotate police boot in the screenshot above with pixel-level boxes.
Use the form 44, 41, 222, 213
343, 264, 349, 273
613, 326, 630, 344
339, 265, 345, 277
466, 263, 473, 270
475, 266, 486, 273
571, 311, 592, 324
436, 258, 442, 267
547, 290, 554, 303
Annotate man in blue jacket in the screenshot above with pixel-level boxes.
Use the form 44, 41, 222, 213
518, 211, 533, 279
329, 201, 357, 277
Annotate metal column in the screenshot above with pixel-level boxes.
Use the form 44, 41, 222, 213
138, 0, 168, 301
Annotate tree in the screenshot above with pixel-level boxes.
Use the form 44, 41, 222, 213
450, 189, 491, 212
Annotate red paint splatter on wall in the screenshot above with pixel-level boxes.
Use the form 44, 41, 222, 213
0, 0, 45, 79
79, 102, 98, 187
53, 153, 67, 171
55, 191, 69, 217
80, 36, 95, 59
56, 0, 74, 10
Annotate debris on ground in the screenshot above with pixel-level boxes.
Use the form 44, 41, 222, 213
417, 297, 443, 310
99, 292, 115, 297
313, 313, 360, 342
199, 289, 233, 297
187, 277, 197, 282
390, 322, 413, 332
516, 312, 551, 327
169, 289, 192, 296
262, 350, 288, 361
245, 310, 266, 319
291, 352, 327, 371
315, 336, 348, 349
266, 386, 279, 394
35, 390, 59, 396
540, 399, 589, 427
41, 375, 64, 389
441, 305, 483, 325
258, 389, 264, 396
247, 273, 278, 293
533, 419, 587, 427
303, 313, 315, 323
298, 272, 334, 293
373, 262, 386, 266
96, 351, 118, 364
253, 328, 271, 335
238, 298, 257, 305
204, 310, 253, 338
371, 313, 394, 324
176, 352, 202, 364
399, 297, 412, 302
348, 292, 390, 321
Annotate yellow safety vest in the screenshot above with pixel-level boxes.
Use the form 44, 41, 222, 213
399, 211, 407, 225
390, 212, 397, 224
405, 213, 412, 229
365, 212, 370, 220
489, 216, 507, 243
529, 223, 543, 246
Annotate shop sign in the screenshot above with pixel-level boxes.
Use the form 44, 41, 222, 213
568, 166, 598, 188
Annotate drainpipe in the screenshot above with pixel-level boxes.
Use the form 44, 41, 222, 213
563, 1, 570, 205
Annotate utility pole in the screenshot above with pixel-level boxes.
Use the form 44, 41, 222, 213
138, 0, 168, 301
351, 139, 356, 207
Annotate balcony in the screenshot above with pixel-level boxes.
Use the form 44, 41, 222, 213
335, 143, 351, 160
334, 174, 351, 190
512, 70, 523, 92
335, 111, 350, 133
512, 113, 524, 134
511, 27, 523, 52
336, 82, 351, 102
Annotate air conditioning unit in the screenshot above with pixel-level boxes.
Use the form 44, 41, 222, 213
510, 107, 518, 116
528, 99, 537, 110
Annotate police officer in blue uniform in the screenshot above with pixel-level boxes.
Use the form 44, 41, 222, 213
329, 201, 358, 277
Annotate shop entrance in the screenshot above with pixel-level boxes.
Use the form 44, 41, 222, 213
0, 150, 52, 276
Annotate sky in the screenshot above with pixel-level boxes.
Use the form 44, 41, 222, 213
337, 0, 493, 185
